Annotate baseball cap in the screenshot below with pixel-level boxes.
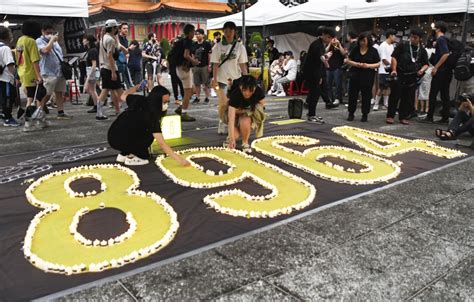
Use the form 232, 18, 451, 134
105, 19, 119, 28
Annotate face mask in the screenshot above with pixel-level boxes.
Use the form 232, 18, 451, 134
45, 34, 52, 40
216, 37, 221, 43
162, 102, 169, 111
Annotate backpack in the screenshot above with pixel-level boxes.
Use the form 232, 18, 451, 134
288, 98, 303, 119
453, 50, 472, 81
167, 38, 184, 66
447, 38, 464, 69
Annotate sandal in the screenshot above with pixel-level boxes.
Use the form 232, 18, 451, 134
435, 129, 444, 137
440, 130, 456, 141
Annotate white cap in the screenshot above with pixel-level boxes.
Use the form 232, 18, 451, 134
104, 19, 119, 28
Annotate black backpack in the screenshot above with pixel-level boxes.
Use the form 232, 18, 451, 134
167, 38, 184, 66
453, 45, 472, 81
288, 98, 303, 119
447, 38, 464, 69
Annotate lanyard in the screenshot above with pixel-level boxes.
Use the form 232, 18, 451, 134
409, 43, 420, 63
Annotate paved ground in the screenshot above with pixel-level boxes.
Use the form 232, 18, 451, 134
2, 74, 473, 301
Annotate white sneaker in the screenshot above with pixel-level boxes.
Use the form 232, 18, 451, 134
371, 98, 375, 105
333, 99, 340, 105
373, 103, 379, 111
211, 89, 217, 97
383, 99, 389, 108
276, 91, 286, 97
242, 143, 252, 153
124, 155, 149, 166
217, 120, 228, 135
23, 120, 36, 132
36, 119, 49, 129
267, 89, 274, 96
116, 154, 128, 163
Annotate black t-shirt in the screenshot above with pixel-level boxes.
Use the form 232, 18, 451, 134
86, 47, 99, 67
176, 37, 193, 67
392, 42, 429, 74
327, 45, 344, 71
433, 35, 450, 71
126, 95, 162, 133
229, 86, 265, 110
269, 47, 280, 65
192, 40, 212, 67
119, 35, 129, 48
303, 38, 325, 81
349, 46, 380, 78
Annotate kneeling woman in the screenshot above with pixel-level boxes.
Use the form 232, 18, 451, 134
108, 85, 190, 166
224, 75, 266, 153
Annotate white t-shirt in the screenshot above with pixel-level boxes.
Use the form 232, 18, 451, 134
283, 59, 297, 81
99, 33, 118, 71
378, 41, 394, 74
210, 40, 248, 84
0, 43, 15, 84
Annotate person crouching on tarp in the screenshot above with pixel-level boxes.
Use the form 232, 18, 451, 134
108, 83, 190, 166
223, 75, 266, 154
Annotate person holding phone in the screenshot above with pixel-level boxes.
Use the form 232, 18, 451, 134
435, 94, 474, 140
108, 83, 190, 166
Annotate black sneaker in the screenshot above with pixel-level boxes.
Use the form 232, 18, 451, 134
87, 106, 97, 113
419, 116, 434, 123
360, 115, 368, 122
96, 116, 109, 121
17, 107, 25, 119
175, 106, 182, 115
204, 97, 210, 104
347, 114, 354, 121
192, 98, 200, 104
325, 103, 339, 109
181, 112, 196, 122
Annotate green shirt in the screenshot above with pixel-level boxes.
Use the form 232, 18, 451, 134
16, 35, 41, 87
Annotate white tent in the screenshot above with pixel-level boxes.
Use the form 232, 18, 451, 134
0, 0, 89, 18
206, 0, 289, 29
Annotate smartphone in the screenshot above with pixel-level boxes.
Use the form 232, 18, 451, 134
137, 80, 148, 92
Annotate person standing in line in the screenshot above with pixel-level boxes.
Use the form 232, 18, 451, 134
83, 34, 100, 114
36, 23, 72, 123
373, 29, 396, 111
0, 27, 20, 126
142, 33, 163, 91
117, 22, 134, 89
210, 21, 248, 134
387, 28, 429, 125
191, 28, 212, 104
127, 40, 143, 85
167, 38, 185, 104
302, 26, 336, 123
173, 24, 199, 122
325, 35, 346, 106
97, 19, 124, 119
346, 32, 381, 122
423, 21, 452, 124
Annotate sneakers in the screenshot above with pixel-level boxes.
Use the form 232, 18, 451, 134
218, 120, 228, 135
210, 89, 217, 97
370, 98, 375, 105
333, 99, 340, 106
23, 120, 36, 132
181, 112, 196, 122
3, 118, 20, 127
87, 106, 97, 113
204, 97, 210, 104
174, 106, 182, 115
96, 116, 109, 121
373, 103, 380, 111
57, 112, 72, 120
116, 154, 128, 163
275, 91, 286, 97
124, 155, 149, 166
360, 115, 368, 122
308, 116, 325, 124
192, 98, 200, 104
267, 89, 275, 96
325, 102, 339, 109
242, 143, 252, 153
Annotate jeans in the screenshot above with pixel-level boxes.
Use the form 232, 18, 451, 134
448, 110, 474, 137
0, 81, 15, 119
326, 68, 343, 101
428, 69, 453, 120
272, 76, 290, 92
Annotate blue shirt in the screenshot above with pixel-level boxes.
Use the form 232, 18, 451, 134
433, 35, 450, 71
36, 36, 63, 77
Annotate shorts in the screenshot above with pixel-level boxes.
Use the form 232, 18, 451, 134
43, 76, 66, 95
101, 68, 122, 90
176, 66, 193, 89
378, 74, 390, 89
145, 62, 161, 76
86, 67, 100, 83
25, 85, 46, 101
193, 66, 210, 86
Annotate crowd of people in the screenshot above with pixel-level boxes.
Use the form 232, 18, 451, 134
0, 18, 473, 160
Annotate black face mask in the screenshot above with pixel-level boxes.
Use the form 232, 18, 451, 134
216, 37, 221, 43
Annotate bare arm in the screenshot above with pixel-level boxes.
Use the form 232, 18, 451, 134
40, 38, 56, 54
184, 49, 198, 65
239, 63, 248, 75
153, 133, 190, 166
228, 106, 236, 148
120, 84, 140, 102
33, 62, 42, 81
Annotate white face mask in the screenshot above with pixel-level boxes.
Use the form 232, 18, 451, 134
45, 34, 52, 40
162, 102, 169, 111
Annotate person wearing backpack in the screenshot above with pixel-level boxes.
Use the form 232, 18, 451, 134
210, 21, 248, 134
0, 27, 20, 126
423, 21, 452, 124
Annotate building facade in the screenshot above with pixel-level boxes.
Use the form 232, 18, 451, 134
88, 0, 229, 41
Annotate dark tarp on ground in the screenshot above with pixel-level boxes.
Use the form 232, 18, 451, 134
0, 123, 472, 301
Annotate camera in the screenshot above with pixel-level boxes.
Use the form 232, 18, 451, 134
458, 93, 472, 104
386, 74, 398, 82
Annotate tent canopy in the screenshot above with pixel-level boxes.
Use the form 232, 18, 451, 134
207, 0, 471, 29
0, 0, 88, 17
